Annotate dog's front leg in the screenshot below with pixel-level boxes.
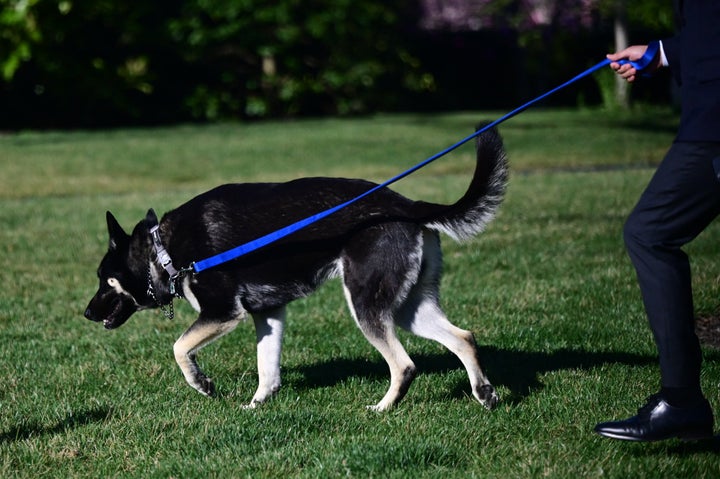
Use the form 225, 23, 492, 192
173, 317, 240, 397
247, 307, 286, 408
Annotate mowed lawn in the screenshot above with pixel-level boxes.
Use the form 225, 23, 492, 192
1, 109, 719, 478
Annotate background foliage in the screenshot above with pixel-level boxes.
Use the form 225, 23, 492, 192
1, 0, 674, 128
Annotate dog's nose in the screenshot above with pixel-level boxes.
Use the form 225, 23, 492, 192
84, 308, 94, 320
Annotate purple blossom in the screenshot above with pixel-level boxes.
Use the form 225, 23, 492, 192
419, 0, 601, 31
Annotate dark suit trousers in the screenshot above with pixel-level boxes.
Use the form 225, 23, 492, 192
624, 141, 720, 389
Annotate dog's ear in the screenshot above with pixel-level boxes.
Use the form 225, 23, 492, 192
106, 211, 128, 251
146, 208, 158, 225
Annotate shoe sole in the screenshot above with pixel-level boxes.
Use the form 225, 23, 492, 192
679, 431, 715, 442
595, 429, 714, 442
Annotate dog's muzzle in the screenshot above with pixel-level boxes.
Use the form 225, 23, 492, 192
84, 292, 136, 330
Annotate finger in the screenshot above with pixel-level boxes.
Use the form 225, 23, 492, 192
619, 64, 637, 77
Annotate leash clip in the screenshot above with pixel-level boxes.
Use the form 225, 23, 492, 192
169, 264, 196, 298
169, 274, 179, 297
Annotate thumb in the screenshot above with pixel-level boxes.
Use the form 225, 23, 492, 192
607, 48, 633, 62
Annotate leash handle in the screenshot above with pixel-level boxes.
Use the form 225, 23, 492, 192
613, 40, 660, 73
191, 48, 659, 274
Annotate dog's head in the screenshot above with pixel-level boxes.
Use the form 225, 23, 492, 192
84, 211, 157, 329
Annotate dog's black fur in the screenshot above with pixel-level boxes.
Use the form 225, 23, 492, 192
85, 126, 508, 410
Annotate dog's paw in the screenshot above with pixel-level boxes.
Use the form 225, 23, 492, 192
477, 384, 499, 410
242, 400, 261, 410
366, 400, 394, 412
196, 376, 216, 397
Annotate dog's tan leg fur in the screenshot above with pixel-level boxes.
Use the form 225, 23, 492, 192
402, 299, 498, 409
247, 308, 286, 408
364, 329, 417, 411
342, 285, 417, 411
173, 318, 240, 397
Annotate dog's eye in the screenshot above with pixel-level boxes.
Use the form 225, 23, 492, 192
107, 277, 130, 295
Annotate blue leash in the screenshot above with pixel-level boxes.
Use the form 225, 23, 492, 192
189, 44, 658, 275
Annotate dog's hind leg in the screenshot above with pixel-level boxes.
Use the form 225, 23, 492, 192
173, 317, 240, 397
399, 296, 498, 409
344, 291, 417, 412
364, 327, 417, 411
247, 307, 286, 408
397, 232, 499, 409
341, 229, 420, 411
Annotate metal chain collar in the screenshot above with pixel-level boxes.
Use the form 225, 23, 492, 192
147, 265, 174, 320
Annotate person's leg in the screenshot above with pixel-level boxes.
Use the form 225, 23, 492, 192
624, 141, 720, 394
595, 141, 720, 441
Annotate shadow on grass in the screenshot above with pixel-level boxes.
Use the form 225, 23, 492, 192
290, 346, 661, 405
629, 435, 720, 455
0, 407, 113, 444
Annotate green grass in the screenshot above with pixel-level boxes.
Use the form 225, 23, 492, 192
1, 109, 719, 478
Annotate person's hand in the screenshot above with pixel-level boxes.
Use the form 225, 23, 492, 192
607, 45, 662, 83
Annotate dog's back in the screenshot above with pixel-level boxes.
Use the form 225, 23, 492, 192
160, 125, 508, 271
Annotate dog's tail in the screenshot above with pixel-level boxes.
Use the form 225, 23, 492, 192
416, 125, 508, 241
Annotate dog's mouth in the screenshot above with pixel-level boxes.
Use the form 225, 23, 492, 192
102, 300, 122, 329
103, 317, 126, 330
85, 294, 135, 330
103, 297, 133, 330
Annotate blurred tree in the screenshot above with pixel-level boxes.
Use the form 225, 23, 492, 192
0, 0, 426, 125
1, 0, 189, 126
0, 0, 41, 81
596, 0, 675, 108
419, 0, 673, 33
0, 0, 676, 127
418, 0, 674, 109
166, 0, 425, 119
0, 0, 432, 124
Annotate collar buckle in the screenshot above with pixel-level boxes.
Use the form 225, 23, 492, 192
150, 224, 178, 278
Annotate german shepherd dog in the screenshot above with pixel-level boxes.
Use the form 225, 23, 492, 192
85, 126, 507, 411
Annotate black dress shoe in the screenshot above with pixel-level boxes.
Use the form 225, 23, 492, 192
594, 394, 714, 442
